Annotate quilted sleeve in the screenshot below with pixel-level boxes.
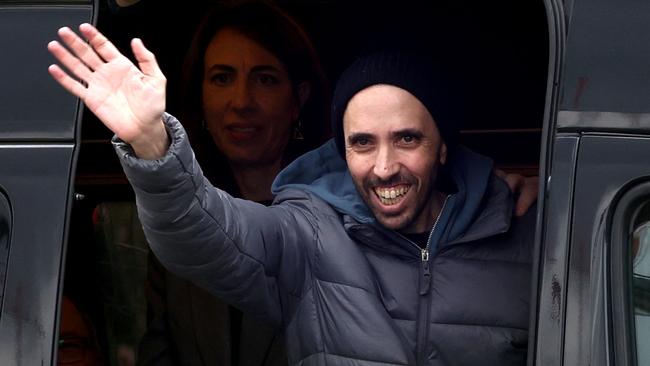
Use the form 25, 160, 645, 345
113, 113, 314, 327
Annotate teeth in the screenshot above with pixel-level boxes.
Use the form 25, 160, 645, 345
374, 186, 410, 205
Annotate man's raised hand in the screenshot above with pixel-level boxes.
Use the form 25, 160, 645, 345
48, 23, 169, 159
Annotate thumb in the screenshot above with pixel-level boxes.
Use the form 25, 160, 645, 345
131, 38, 165, 80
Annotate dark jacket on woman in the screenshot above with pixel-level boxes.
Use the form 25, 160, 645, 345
136, 131, 286, 366
116, 114, 534, 366
136, 254, 286, 366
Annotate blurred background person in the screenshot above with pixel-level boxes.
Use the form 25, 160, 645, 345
58, 296, 104, 366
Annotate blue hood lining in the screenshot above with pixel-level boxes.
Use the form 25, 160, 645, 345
272, 139, 374, 223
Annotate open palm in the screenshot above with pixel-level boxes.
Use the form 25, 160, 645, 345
48, 24, 166, 146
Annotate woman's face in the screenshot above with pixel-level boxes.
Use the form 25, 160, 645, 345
202, 28, 299, 167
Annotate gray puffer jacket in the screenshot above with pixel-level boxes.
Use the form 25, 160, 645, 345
115, 114, 534, 366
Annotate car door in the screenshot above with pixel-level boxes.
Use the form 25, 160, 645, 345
0, 0, 95, 365
532, 0, 650, 365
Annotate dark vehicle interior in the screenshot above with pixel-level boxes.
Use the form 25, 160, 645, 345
61, 0, 549, 364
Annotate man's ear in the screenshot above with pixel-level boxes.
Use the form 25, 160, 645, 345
296, 82, 311, 108
439, 142, 448, 165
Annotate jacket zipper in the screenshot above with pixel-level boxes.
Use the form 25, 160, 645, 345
399, 195, 449, 365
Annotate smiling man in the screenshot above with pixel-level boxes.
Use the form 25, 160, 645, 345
48, 25, 535, 366
343, 84, 447, 233
150, 48, 533, 366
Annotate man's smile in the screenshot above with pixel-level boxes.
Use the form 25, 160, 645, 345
373, 184, 411, 206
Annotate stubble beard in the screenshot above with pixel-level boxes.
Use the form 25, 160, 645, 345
355, 171, 437, 233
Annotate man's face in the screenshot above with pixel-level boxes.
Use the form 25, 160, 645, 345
344, 84, 447, 233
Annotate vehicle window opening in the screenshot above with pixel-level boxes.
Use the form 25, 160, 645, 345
61, 1, 549, 365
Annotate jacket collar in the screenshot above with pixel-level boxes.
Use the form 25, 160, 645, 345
344, 175, 513, 259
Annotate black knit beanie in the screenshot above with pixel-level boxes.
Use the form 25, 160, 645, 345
331, 45, 463, 157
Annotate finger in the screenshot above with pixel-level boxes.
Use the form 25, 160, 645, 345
57, 26, 104, 71
131, 38, 165, 79
78, 23, 124, 63
47, 40, 93, 83
48, 64, 87, 100
503, 173, 525, 194
515, 176, 539, 217
515, 192, 535, 217
494, 168, 507, 179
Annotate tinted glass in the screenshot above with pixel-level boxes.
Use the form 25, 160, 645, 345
632, 205, 650, 365
0, 6, 90, 141
561, 0, 650, 113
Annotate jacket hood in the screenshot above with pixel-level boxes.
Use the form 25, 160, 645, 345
272, 139, 374, 223
272, 139, 504, 247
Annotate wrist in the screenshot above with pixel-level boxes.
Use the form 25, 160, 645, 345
131, 118, 170, 160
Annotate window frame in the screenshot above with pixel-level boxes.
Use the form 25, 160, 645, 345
608, 179, 650, 366
0, 190, 12, 317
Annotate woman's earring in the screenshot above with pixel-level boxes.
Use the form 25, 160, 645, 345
201, 119, 209, 131
293, 119, 304, 140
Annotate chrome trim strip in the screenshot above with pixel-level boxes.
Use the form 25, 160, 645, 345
558, 110, 650, 130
